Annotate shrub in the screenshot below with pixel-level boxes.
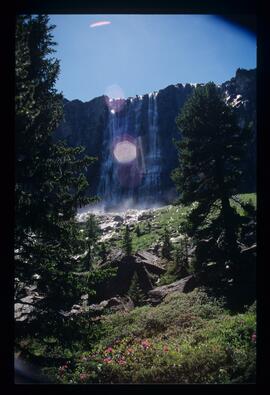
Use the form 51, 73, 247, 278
20, 289, 256, 384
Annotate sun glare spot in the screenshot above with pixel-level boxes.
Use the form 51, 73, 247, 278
113, 140, 137, 164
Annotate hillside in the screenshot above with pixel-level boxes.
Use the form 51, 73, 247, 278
15, 194, 256, 384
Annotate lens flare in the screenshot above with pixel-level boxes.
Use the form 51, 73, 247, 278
113, 140, 137, 164
90, 21, 111, 28
117, 164, 142, 188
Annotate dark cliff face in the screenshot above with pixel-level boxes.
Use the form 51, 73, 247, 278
221, 68, 256, 191
221, 68, 256, 128
54, 68, 256, 207
55, 96, 109, 194
156, 83, 195, 200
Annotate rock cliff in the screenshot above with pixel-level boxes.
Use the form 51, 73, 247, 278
54, 68, 256, 209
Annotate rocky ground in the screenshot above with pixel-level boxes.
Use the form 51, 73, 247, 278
77, 205, 161, 242
76, 204, 190, 257
15, 204, 191, 322
15, 196, 256, 323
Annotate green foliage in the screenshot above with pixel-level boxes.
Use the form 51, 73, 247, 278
172, 83, 252, 281
99, 243, 107, 261
135, 225, 141, 237
15, 15, 101, 326
83, 214, 101, 269
161, 228, 173, 260
111, 205, 190, 253
122, 225, 132, 256
35, 289, 255, 383
158, 271, 178, 286
175, 236, 189, 276
128, 271, 146, 306
159, 238, 190, 286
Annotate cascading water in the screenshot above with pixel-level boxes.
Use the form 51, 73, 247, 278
138, 92, 162, 204
98, 92, 162, 210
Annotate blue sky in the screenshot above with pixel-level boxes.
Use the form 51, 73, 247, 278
48, 14, 256, 102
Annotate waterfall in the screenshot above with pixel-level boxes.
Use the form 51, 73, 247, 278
97, 92, 163, 210
136, 92, 162, 205
97, 97, 143, 209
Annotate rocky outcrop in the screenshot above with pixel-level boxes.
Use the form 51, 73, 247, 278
60, 296, 134, 319
95, 249, 165, 301
147, 275, 197, 305
89, 296, 134, 314
15, 292, 44, 323
221, 68, 256, 192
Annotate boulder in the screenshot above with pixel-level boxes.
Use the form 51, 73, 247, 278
138, 212, 153, 221
135, 251, 165, 274
147, 275, 197, 305
100, 249, 125, 269
15, 303, 35, 322
113, 215, 124, 222
88, 296, 134, 315
106, 296, 134, 311
15, 293, 44, 322
170, 235, 185, 244
96, 250, 165, 301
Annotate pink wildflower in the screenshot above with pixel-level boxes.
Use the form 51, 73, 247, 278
58, 365, 67, 375
251, 332, 256, 343
103, 357, 113, 364
118, 359, 126, 365
80, 373, 89, 381
163, 346, 169, 352
141, 339, 151, 350
104, 347, 113, 354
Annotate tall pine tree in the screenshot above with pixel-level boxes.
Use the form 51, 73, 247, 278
15, 15, 96, 324
123, 225, 132, 257
172, 82, 251, 275
161, 228, 173, 260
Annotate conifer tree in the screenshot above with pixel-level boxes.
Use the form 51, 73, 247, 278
128, 271, 146, 306
85, 214, 100, 269
99, 243, 107, 261
172, 82, 251, 274
161, 228, 173, 260
174, 239, 189, 278
15, 15, 97, 323
135, 225, 141, 237
123, 225, 132, 256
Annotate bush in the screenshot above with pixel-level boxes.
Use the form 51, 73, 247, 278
61, 311, 256, 383
19, 289, 256, 384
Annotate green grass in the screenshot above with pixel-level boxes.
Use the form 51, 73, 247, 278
102, 194, 256, 254
110, 204, 190, 253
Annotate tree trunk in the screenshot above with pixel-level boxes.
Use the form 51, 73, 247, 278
216, 156, 239, 262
